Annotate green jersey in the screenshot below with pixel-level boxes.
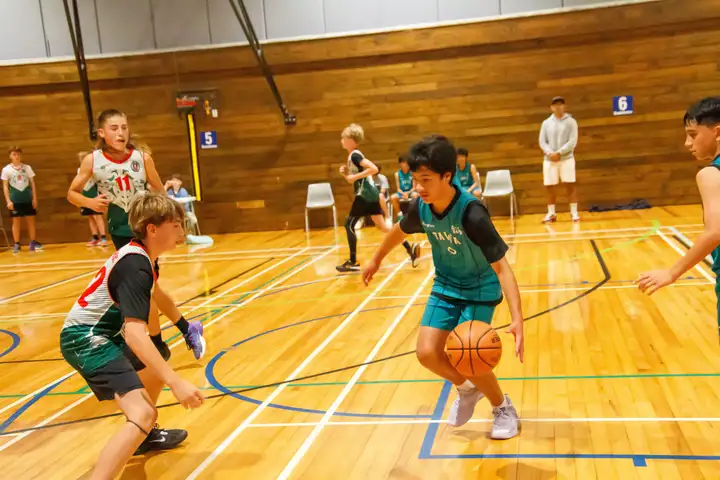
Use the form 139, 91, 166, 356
60, 241, 156, 375
400, 187, 507, 303
347, 150, 379, 203
1, 163, 34, 204
456, 162, 473, 188
92, 149, 148, 237
397, 169, 413, 192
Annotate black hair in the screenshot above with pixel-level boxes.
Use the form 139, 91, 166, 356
684, 97, 720, 127
456, 147, 468, 157
407, 135, 456, 179
398, 154, 409, 164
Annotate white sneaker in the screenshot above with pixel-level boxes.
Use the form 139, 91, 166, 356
542, 213, 557, 223
571, 213, 581, 223
448, 387, 484, 427
490, 394, 520, 440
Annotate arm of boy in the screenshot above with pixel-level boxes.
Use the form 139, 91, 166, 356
2, 180, 11, 210
363, 198, 423, 285
491, 258, 525, 363
144, 154, 166, 194
30, 176, 38, 208
68, 154, 109, 211
346, 158, 378, 183
636, 167, 720, 294
468, 164, 480, 192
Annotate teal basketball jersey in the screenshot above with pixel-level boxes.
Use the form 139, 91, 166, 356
710, 155, 720, 274
456, 162, 473, 188
418, 189, 501, 303
397, 169, 413, 192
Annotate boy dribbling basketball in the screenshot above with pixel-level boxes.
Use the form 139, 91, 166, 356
336, 124, 420, 272
60, 193, 203, 479
636, 97, 720, 332
363, 135, 524, 438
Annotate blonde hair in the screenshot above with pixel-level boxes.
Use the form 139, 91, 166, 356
341, 123, 364, 143
94, 109, 152, 155
128, 192, 185, 239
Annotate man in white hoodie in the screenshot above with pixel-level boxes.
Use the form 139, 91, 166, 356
539, 96, 580, 223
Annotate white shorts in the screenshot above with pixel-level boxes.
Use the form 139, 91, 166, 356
543, 158, 576, 186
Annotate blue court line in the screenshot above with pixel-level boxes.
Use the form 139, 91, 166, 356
0, 375, 69, 433
205, 305, 432, 419
0, 329, 20, 358
417, 381, 720, 466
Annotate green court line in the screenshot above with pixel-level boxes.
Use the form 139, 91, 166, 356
2, 371, 717, 399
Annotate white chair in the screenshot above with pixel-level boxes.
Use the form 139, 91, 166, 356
482, 170, 518, 232
305, 183, 337, 233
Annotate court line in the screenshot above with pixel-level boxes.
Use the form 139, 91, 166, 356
656, 229, 714, 283
244, 416, 720, 428
186, 257, 411, 480
0, 329, 20, 358
669, 226, 713, 265
278, 268, 436, 479
0, 248, 325, 450
0, 271, 96, 305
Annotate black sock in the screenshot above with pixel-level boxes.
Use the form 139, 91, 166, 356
150, 334, 164, 348
345, 217, 358, 264
101, 235, 107, 240
402, 241, 412, 254
92, 234, 99, 241
175, 316, 190, 336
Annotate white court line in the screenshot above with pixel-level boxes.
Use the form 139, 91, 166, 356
244, 417, 720, 428
0, 271, 96, 306
669, 227, 714, 265
278, 268, 435, 480
503, 223, 703, 239
0, 248, 328, 452
0, 371, 76, 416
186, 257, 412, 480
656, 230, 715, 284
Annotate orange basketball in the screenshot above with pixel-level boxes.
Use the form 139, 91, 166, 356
445, 321, 502, 377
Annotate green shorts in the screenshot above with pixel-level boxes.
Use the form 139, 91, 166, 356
420, 294, 496, 331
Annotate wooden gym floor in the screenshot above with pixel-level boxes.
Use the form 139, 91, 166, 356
0, 205, 719, 479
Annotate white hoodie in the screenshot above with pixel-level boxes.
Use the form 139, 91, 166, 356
539, 113, 578, 162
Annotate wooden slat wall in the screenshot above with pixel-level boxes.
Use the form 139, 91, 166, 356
0, 0, 718, 243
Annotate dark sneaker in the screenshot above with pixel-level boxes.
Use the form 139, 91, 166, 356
336, 260, 360, 273
12, 243, 20, 254
134, 425, 188, 455
29, 241, 44, 252
184, 321, 206, 360
410, 243, 421, 268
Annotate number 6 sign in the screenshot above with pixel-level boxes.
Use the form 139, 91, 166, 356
613, 95, 634, 116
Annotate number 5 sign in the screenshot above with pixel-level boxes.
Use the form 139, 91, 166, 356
613, 95, 634, 116
200, 131, 218, 149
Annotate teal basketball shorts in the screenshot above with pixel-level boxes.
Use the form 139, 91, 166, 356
420, 294, 496, 331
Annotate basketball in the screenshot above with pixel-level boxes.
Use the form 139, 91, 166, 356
446, 321, 502, 377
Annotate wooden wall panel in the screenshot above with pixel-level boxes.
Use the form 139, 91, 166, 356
0, 0, 718, 243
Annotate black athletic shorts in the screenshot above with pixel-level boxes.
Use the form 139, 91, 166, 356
9, 203, 36, 218
82, 355, 145, 401
349, 197, 383, 218
80, 207, 102, 216
111, 235, 134, 250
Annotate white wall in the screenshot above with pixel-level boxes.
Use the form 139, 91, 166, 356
4, 0, 648, 62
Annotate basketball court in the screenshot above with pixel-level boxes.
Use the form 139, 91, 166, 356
1, 206, 719, 479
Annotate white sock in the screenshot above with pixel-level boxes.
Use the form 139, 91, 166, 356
547, 204, 556, 215
494, 395, 509, 409
457, 380, 475, 392
570, 203, 578, 216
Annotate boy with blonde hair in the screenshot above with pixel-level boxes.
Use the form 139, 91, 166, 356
337, 124, 419, 272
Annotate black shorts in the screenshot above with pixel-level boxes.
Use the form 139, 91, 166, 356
349, 197, 383, 218
9, 203, 36, 218
82, 355, 145, 401
111, 235, 134, 250
81, 207, 102, 216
